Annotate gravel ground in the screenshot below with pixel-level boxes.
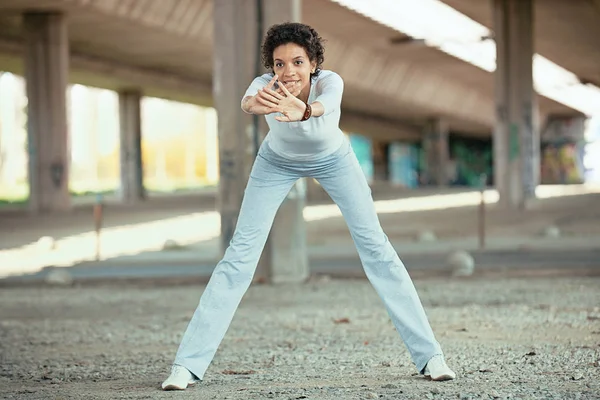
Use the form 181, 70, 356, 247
0, 276, 599, 400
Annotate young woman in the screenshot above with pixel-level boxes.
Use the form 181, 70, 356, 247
162, 22, 455, 391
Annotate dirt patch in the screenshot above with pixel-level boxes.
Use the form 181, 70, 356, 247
1, 276, 599, 399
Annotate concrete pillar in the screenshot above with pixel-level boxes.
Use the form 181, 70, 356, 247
118, 89, 145, 202
493, 0, 539, 208
269, 177, 308, 284
212, 0, 307, 284
421, 118, 449, 186
372, 140, 389, 182
23, 12, 70, 213
262, 0, 308, 284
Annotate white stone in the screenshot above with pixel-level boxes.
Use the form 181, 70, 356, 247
45, 268, 73, 286
36, 236, 56, 251
448, 250, 475, 277
541, 225, 561, 238
417, 230, 437, 243
162, 239, 183, 250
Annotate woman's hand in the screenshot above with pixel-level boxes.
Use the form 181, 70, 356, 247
243, 75, 307, 122
273, 83, 307, 122
243, 75, 284, 115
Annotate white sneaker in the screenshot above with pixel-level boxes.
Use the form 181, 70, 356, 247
424, 355, 456, 381
161, 365, 199, 390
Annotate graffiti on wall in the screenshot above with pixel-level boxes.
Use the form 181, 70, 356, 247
448, 137, 493, 187
540, 116, 586, 185
540, 142, 585, 184
388, 142, 418, 188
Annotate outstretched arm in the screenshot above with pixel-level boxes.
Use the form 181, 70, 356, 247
241, 75, 285, 115
311, 72, 344, 117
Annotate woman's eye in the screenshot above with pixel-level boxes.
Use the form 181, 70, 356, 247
295, 60, 303, 65
275, 63, 283, 68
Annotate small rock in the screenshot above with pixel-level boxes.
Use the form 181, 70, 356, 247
366, 392, 378, 399
431, 387, 441, 394
306, 274, 332, 285
572, 372, 584, 380
36, 236, 56, 251
541, 225, 561, 238
448, 250, 475, 277
45, 269, 73, 286
381, 384, 397, 389
417, 230, 437, 243
162, 239, 184, 251
489, 389, 501, 398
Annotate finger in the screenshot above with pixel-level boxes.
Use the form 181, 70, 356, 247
273, 82, 289, 96
255, 96, 278, 108
264, 88, 285, 100
265, 74, 279, 90
274, 87, 285, 97
258, 88, 281, 103
278, 81, 293, 96
275, 115, 289, 122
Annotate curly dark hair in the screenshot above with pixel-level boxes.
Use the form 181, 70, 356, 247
261, 22, 325, 78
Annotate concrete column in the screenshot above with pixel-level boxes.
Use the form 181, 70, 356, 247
372, 140, 389, 182
118, 89, 145, 202
421, 118, 449, 186
269, 177, 308, 284
493, 0, 539, 208
23, 12, 70, 213
262, 0, 308, 284
213, 0, 307, 284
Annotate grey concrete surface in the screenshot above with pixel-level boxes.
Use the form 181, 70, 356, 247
0, 276, 599, 399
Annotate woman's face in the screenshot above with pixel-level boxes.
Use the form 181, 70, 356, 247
272, 43, 316, 100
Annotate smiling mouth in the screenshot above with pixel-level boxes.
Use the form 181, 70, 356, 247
282, 80, 300, 85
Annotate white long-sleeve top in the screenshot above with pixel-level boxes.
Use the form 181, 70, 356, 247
242, 70, 345, 161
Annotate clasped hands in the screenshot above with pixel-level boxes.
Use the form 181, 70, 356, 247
245, 75, 307, 122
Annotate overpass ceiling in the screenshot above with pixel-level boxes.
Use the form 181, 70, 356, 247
0, 0, 215, 104
304, 0, 579, 134
440, 0, 600, 88
0, 0, 582, 139
0, 0, 214, 77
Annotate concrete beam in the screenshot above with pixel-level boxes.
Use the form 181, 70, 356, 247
0, 36, 213, 107
340, 110, 422, 142
322, 32, 494, 129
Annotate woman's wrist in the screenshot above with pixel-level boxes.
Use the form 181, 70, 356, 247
300, 101, 312, 121
241, 96, 254, 114
307, 101, 324, 118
